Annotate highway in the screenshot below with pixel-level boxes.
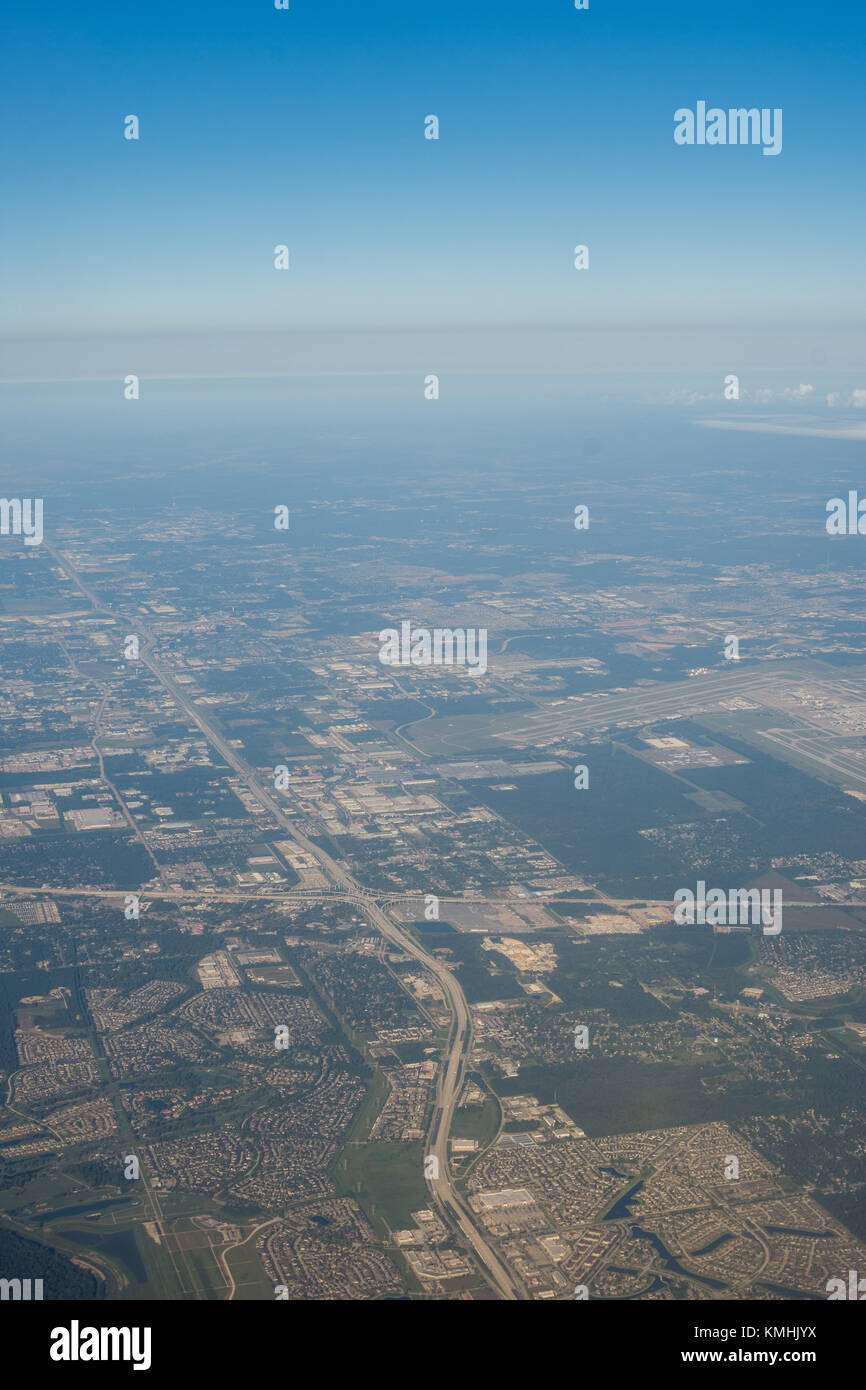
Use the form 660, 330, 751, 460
42, 540, 521, 1300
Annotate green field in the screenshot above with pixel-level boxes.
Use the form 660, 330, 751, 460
332, 1142, 427, 1232
452, 1093, 500, 1148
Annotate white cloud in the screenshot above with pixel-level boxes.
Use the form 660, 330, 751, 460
826, 387, 866, 408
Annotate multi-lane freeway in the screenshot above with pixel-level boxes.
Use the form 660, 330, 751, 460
42, 540, 521, 1300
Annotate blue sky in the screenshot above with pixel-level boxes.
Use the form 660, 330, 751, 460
2, 1, 864, 369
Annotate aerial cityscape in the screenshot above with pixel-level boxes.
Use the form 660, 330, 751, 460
1, 0, 864, 1353
1, 409, 865, 1308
